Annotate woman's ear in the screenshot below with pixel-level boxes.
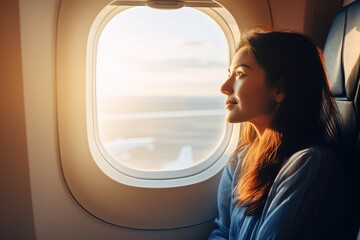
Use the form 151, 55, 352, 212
273, 81, 285, 103
274, 89, 285, 103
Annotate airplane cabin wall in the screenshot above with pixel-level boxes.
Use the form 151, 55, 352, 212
0, 1, 36, 239
0, 0, 350, 239
214, 0, 344, 48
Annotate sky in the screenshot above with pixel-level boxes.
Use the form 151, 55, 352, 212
96, 6, 229, 97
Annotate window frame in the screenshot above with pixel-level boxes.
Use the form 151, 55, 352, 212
86, 3, 240, 187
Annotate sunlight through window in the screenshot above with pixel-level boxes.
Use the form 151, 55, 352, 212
96, 6, 229, 171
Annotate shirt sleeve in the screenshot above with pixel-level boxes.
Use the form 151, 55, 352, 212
256, 148, 342, 240
208, 162, 234, 239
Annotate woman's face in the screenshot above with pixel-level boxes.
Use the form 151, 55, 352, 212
221, 46, 283, 128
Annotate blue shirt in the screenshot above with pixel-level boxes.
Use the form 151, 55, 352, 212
208, 146, 344, 240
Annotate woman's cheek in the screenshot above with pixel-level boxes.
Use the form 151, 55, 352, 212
233, 79, 242, 95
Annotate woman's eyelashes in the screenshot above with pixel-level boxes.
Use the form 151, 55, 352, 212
227, 69, 246, 79
236, 71, 246, 80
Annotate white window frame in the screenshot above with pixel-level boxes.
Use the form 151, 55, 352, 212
86, 2, 240, 188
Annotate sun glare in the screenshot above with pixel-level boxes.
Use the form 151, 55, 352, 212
94, 6, 229, 171
96, 6, 228, 97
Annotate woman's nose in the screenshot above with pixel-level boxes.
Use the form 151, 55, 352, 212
220, 77, 233, 95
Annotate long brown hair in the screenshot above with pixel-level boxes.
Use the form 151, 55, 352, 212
233, 29, 342, 215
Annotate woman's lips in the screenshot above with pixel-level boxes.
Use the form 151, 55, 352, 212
225, 98, 237, 109
226, 103, 236, 109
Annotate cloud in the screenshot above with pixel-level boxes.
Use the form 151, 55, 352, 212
134, 57, 227, 71
171, 38, 221, 49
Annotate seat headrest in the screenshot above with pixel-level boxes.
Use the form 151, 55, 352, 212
323, 2, 360, 239
323, 0, 360, 101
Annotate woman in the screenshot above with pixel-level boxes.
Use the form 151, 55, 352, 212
208, 30, 344, 240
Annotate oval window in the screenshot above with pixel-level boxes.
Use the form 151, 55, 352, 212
89, 5, 235, 182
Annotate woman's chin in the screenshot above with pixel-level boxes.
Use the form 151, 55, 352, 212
225, 115, 243, 123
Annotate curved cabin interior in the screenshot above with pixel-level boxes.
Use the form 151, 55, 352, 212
0, 0, 359, 239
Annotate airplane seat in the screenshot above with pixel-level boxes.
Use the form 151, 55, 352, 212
323, 0, 360, 239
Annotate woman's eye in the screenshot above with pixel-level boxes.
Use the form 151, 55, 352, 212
236, 71, 245, 79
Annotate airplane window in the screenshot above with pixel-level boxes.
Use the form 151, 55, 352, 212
93, 6, 230, 174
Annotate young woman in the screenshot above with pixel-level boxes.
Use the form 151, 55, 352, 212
208, 30, 344, 239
